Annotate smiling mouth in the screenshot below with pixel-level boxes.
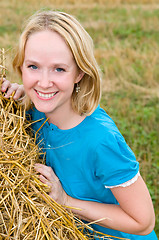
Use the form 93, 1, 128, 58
35, 90, 58, 99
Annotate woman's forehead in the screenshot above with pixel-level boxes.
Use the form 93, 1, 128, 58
24, 30, 76, 66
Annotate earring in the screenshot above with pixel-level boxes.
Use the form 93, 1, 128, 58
76, 83, 80, 93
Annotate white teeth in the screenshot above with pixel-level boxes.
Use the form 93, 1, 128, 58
37, 91, 56, 99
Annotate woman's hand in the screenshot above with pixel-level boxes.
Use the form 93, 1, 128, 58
34, 163, 68, 205
1, 78, 25, 100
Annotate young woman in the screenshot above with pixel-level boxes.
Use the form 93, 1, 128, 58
1, 10, 157, 239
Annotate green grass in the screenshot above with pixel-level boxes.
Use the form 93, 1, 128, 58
0, 0, 159, 236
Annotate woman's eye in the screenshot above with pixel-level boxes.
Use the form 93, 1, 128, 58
55, 68, 65, 72
28, 65, 38, 70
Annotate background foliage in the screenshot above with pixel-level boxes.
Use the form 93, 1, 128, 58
0, 0, 159, 237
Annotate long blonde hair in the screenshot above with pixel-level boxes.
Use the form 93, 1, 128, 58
13, 10, 102, 115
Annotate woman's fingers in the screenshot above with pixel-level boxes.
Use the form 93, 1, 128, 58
34, 164, 59, 183
1, 78, 25, 100
12, 85, 25, 100
1, 79, 11, 93
34, 163, 67, 205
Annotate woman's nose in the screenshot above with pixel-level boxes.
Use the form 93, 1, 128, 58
37, 70, 53, 88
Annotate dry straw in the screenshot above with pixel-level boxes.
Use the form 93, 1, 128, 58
0, 49, 127, 240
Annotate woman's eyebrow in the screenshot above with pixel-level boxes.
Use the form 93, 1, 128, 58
24, 59, 69, 68
53, 63, 69, 68
24, 59, 39, 65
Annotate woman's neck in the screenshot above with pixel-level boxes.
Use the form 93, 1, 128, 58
45, 107, 86, 130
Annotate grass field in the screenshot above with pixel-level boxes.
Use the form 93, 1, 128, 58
0, 0, 159, 237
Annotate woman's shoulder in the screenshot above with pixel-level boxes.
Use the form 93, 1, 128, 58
26, 107, 45, 121
88, 105, 121, 136
26, 107, 47, 132
87, 105, 131, 151
88, 106, 138, 187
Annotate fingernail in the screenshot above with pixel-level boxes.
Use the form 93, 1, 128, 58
34, 163, 40, 168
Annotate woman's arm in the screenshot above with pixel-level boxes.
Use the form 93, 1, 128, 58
34, 164, 155, 236
1, 78, 25, 100
66, 176, 155, 235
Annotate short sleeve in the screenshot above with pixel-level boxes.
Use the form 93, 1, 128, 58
95, 130, 139, 188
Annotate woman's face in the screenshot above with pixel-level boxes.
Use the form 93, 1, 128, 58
21, 30, 83, 119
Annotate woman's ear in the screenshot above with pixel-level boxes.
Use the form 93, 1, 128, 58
75, 71, 85, 83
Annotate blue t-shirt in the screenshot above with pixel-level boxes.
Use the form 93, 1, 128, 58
27, 106, 157, 240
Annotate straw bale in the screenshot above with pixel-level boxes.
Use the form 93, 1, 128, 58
0, 49, 125, 240
0, 93, 93, 240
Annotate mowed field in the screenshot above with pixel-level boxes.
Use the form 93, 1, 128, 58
0, 0, 159, 236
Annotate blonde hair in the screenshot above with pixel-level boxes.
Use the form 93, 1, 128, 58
13, 10, 102, 115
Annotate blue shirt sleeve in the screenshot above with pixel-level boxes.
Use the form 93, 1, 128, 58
95, 130, 139, 188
